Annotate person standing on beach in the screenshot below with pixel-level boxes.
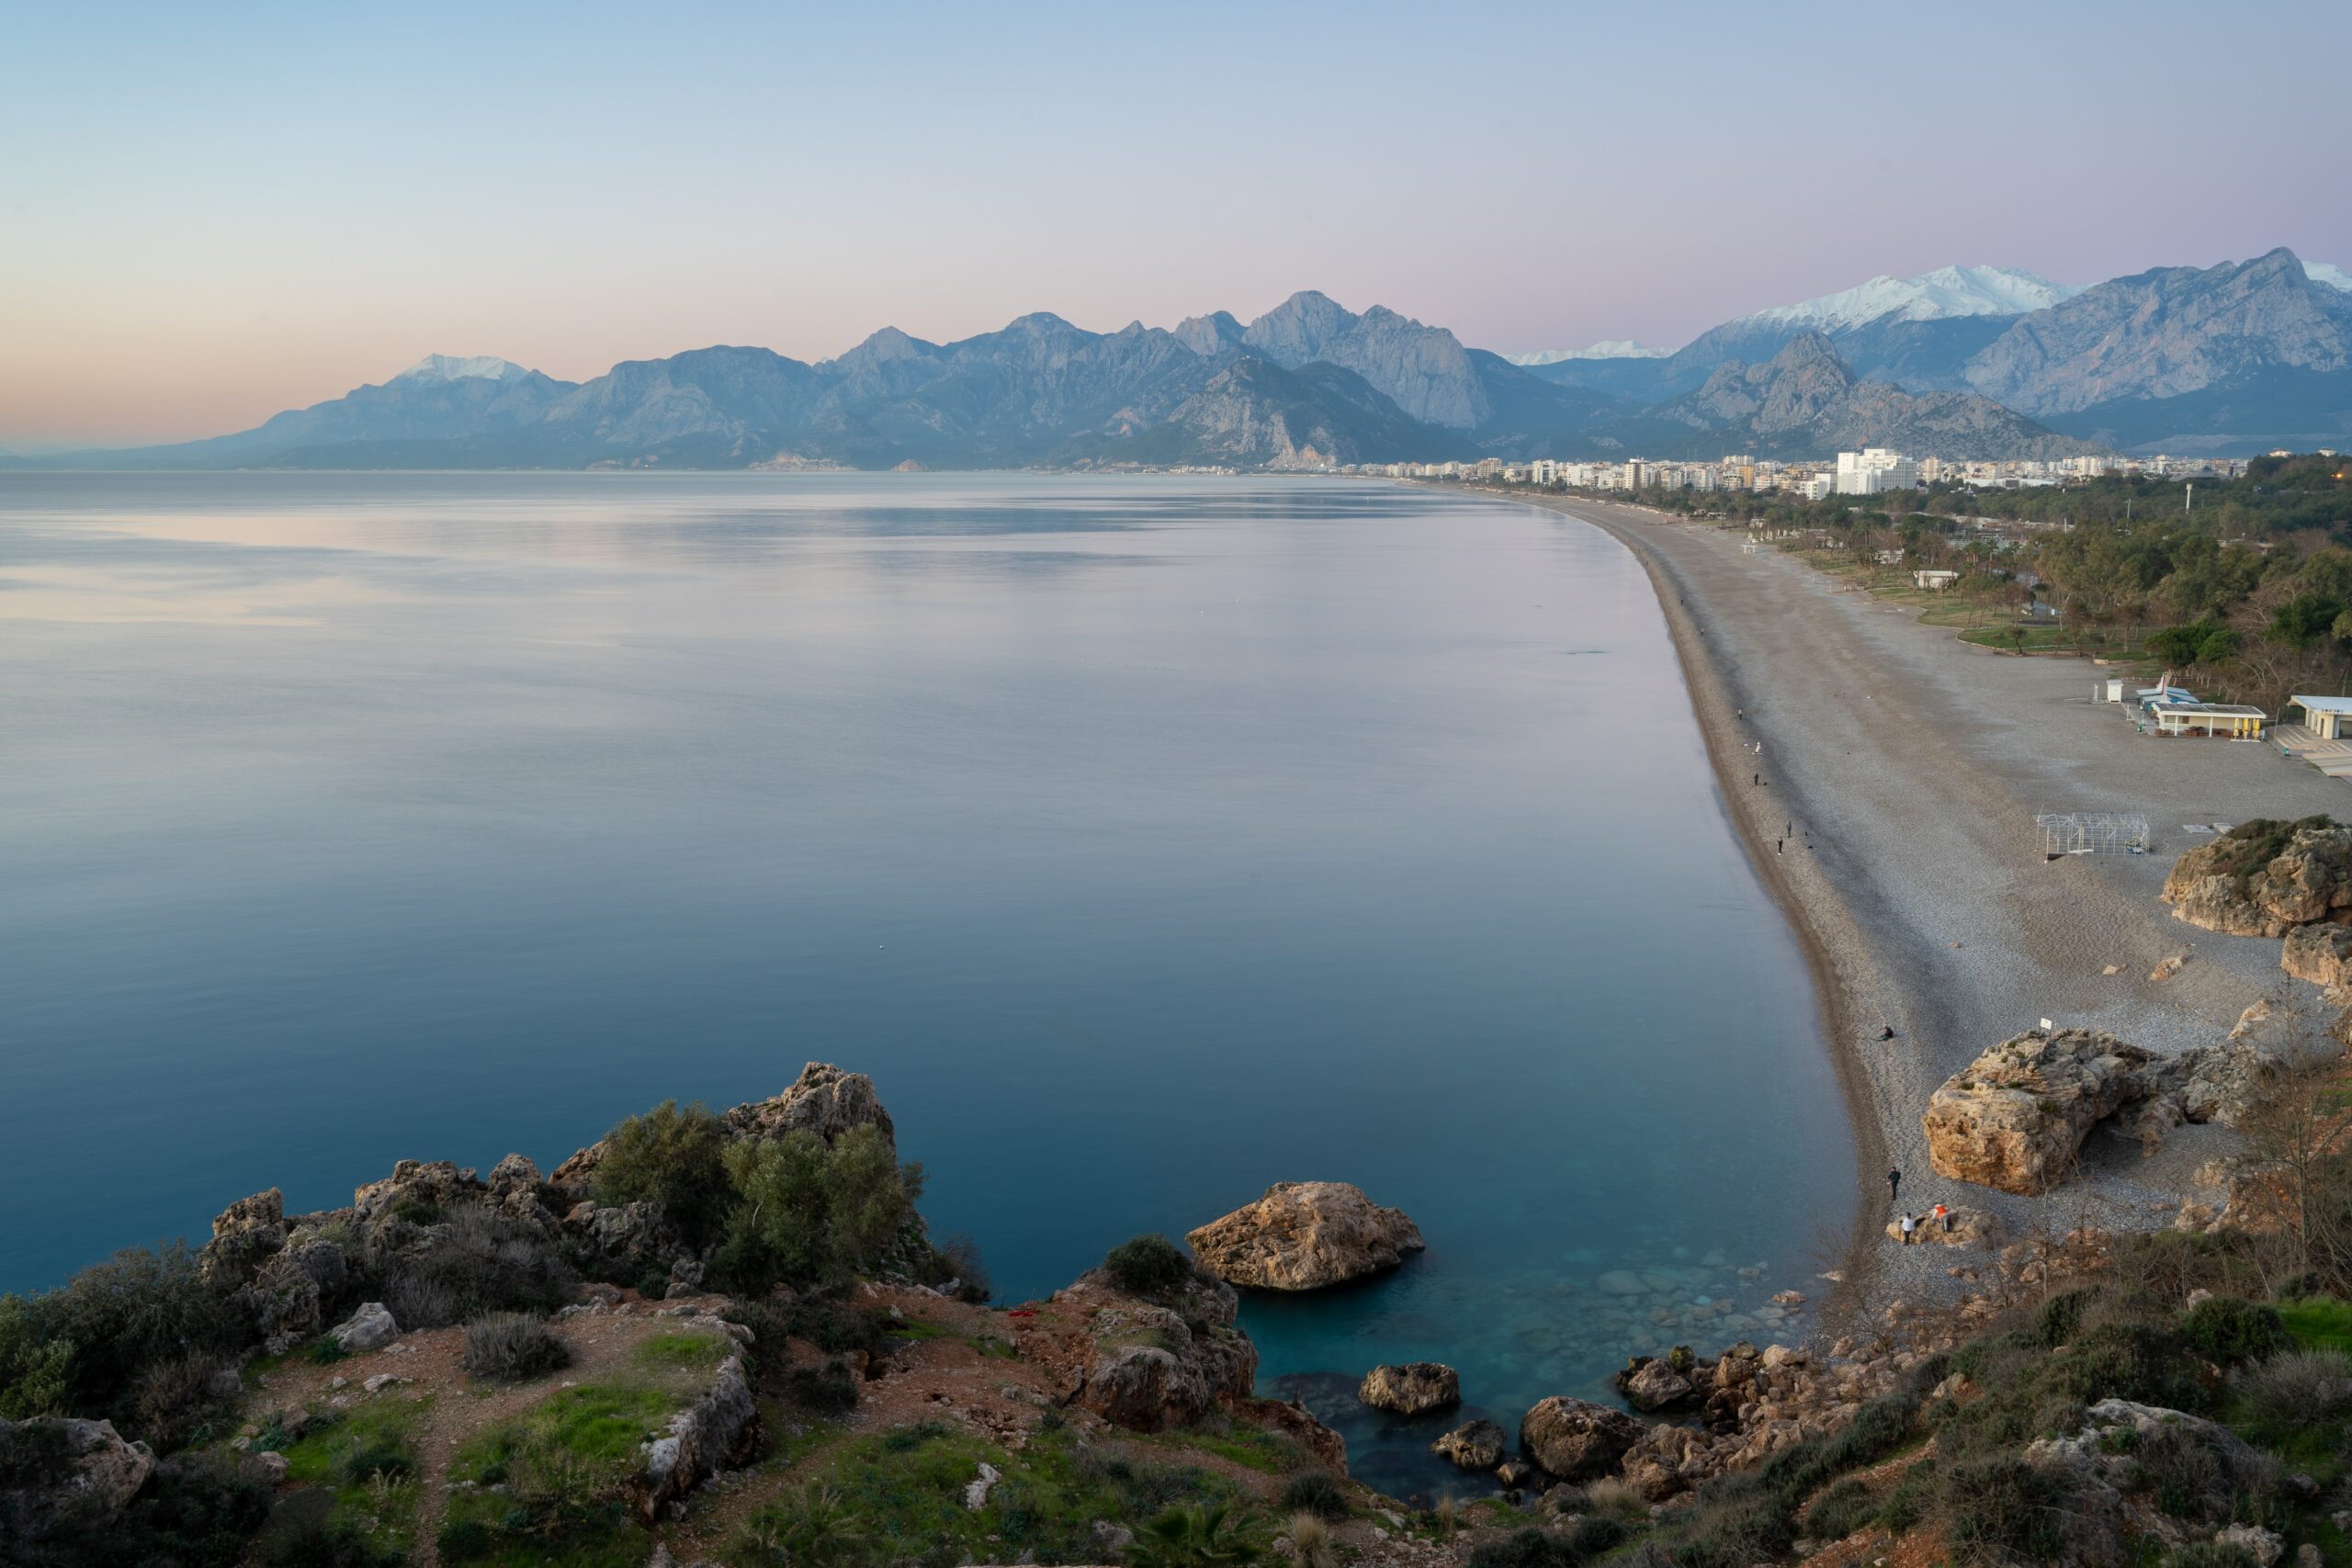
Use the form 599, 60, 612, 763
1935, 1203, 1952, 1234
1887, 1168, 1901, 1203
1900, 1213, 1917, 1246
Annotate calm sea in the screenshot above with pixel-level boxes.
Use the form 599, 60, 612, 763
0, 472, 1849, 1495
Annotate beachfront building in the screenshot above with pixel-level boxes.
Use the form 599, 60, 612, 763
2288, 695, 2352, 739
1835, 448, 1922, 496
1912, 569, 1961, 590
2151, 701, 2268, 739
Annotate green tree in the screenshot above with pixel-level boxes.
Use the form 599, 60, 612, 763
591, 1100, 732, 1248
715, 1126, 922, 1290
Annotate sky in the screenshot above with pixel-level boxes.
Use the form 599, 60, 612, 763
4, 0, 2348, 447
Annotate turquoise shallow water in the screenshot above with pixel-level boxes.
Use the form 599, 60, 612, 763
0, 472, 1850, 1498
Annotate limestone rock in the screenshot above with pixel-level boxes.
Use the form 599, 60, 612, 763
2284, 922, 2352, 986
1185, 1181, 1424, 1291
0, 1418, 155, 1518
331, 1302, 400, 1352
1519, 1395, 1645, 1481
2214, 1524, 2287, 1567
1064, 1272, 1258, 1432
1615, 1356, 1698, 1412
1432, 1417, 1506, 1470
1358, 1361, 1459, 1416
1922, 1029, 2154, 1194
2164, 818, 2352, 937
561, 1200, 685, 1271
629, 1351, 760, 1523
352, 1159, 486, 1228
726, 1062, 896, 1153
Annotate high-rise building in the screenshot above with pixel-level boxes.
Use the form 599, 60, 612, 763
1835, 448, 1921, 496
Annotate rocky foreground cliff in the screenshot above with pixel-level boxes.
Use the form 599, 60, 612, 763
7, 1054, 2352, 1568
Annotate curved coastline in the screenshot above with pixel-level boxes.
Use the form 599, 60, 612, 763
1556, 499, 1890, 1280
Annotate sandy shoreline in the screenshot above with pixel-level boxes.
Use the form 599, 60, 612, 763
1446, 486, 2352, 1301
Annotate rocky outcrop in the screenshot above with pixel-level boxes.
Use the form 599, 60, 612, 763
725, 1061, 896, 1152
1613, 1349, 1702, 1413
1883, 1207, 2001, 1247
1432, 1417, 1506, 1470
2027, 1399, 2280, 1562
1058, 1271, 1259, 1433
1185, 1181, 1424, 1291
331, 1302, 400, 1352
1357, 1361, 1459, 1416
629, 1351, 760, 1524
2163, 818, 2352, 937
0, 1418, 155, 1520
2282, 921, 2352, 986
1924, 1030, 2157, 1193
1519, 1395, 1645, 1481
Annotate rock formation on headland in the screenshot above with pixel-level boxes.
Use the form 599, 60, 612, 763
2163, 816, 2352, 937
1185, 1180, 1424, 1290
1922, 1028, 2290, 1194
1921, 1029, 2155, 1193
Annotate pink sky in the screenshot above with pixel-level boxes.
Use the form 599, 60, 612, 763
6, 2, 2346, 447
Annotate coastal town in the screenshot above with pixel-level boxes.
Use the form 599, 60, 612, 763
1349, 448, 2258, 497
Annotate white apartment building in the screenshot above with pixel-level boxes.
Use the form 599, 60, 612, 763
1835, 448, 1922, 496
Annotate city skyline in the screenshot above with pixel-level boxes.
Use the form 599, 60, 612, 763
6, 0, 2349, 446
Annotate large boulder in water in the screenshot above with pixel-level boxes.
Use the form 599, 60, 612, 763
2164, 818, 2352, 937
1520, 1395, 1645, 1481
1358, 1361, 1459, 1416
1186, 1181, 1424, 1291
1922, 1029, 2154, 1194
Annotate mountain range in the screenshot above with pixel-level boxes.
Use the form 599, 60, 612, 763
20, 249, 2351, 472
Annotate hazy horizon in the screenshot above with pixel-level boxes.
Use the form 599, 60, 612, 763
6, 0, 2348, 447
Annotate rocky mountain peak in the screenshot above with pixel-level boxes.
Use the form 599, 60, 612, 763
1171, 310, 1245, 357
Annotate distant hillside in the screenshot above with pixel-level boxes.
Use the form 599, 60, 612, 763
1637, 333, 2096, 460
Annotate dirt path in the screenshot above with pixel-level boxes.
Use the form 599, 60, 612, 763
251, 1301, 729, 1567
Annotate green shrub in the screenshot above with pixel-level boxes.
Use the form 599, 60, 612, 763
2180, 1297, 2288, 1365
336, 1438, 414, 1486
1102, 1234, 1193, 1297
1877, 1460, 1935, 1533
2160, 1544, 2259, 1568
2132, 1419, 2227, 1519
590, 1099, 732, 1248
2056, 1322, 2199, 1409
2241, 1347, 2352, 1424
14, 1245, 247, 1427
130, 1351, 231, 1451
382, 1208, 575, 1329
1802, 1476, 1877, 1540
784, 1357, 859, 1415
0, 1293, 74, 1419
435, 1516, 493, 1560
1467, 1528, 1576, 1568
1937, 1455, 2069, 1566
710, 1126, 922, 1292
732, 1481, 871, 1568
461, 1312, 571, 1382
1819, 1393, 1913, 1470
2032, 1286, 2099, 1348
1277, 1469, 1349, 1520
1557, 1515, 1624, 1559
1126, 1502, 1257, 1568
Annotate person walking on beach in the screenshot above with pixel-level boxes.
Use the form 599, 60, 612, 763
1900, 1213, 1917, 1246
1887, 1167, 1901, 1203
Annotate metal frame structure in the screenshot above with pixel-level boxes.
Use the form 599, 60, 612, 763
2037, 812, 2150, 857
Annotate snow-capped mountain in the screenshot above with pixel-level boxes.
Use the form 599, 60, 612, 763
1506, 341, 1668, 366
2309, 262, 2352, 293
1736, 265, 2083, 333
392, 354, 539, 384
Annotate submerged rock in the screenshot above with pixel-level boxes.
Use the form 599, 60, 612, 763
1922, 1029, 2154, 1194
1185, 1181, 1424, 1291
1358, 1361, 1459, 1416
